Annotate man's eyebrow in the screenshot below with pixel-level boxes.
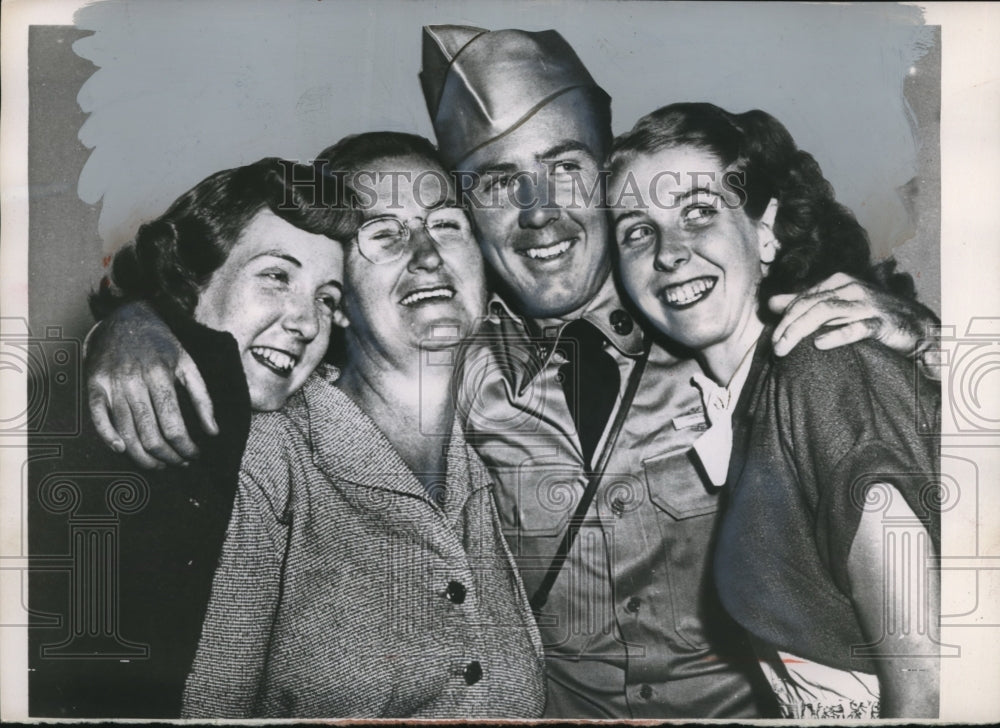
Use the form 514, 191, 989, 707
540, 140, 596, 160
470, 140, 597, 176
250, 251, 302, 266
473, 161, 519, 177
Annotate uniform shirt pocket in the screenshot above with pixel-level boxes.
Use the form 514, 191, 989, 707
641, 447, 726, 652
643, 448, 719, 520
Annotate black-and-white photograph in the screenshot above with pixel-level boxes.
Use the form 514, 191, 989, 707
1, 0, 998, 722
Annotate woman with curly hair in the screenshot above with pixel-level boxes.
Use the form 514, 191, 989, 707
607, 103, 940, 719
93, 156, 353, 414
48, 157, 353, 718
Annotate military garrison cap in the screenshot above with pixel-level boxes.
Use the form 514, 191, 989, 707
420, 25, 610, 165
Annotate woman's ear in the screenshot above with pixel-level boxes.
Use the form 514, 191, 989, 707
757, 198, 780, 267
332, 307, 350, 330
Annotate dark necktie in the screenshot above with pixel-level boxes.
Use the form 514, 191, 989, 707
556, 319, 621, 470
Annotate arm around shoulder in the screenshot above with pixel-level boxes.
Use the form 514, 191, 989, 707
769, 269, 940, 372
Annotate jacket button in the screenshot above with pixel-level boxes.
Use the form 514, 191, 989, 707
626, 596, 641, 613
610, 310, 633, 336
445, 580, 467, 604
463, 660, 482, 685
639, 683, 653, 700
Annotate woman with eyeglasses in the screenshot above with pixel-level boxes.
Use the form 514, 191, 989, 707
181, 132, 546, 719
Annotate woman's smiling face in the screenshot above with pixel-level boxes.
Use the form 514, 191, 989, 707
194, 209, 345, 411
610, 144, 775, 362
340, 153, 486, 366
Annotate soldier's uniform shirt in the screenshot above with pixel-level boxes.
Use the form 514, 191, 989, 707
457, 277, 766, 719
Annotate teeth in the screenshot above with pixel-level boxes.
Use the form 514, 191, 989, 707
251, 347, 296, 374
401, 287, 455, 306
524, 239, 573, 260
663, 277, 716, 306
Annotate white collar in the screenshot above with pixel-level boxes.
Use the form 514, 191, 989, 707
690, 341, 758, 488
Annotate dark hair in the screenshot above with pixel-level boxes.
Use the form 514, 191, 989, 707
315, 131, 441, 181
91, 157, 359, 321
315, 131, 447, 213
609, 102, 915, 308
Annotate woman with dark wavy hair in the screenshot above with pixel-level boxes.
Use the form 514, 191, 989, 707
607, 103, 940, 719
60, 157, 353, 717
93, 156, 353, 413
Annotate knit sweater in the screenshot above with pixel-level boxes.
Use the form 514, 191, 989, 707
714, 331, 940, 674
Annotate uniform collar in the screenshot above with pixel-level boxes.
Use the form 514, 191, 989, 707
483, 276, 645, 396
689, 338, 763, 488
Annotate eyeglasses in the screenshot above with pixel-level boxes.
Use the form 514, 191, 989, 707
356, 207, 474, 265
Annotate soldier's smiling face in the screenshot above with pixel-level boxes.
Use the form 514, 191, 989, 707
456, 90, 612, 320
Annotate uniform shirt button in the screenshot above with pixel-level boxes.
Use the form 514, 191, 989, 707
639, 683, 653, 700
610, 309, 634, 336
445, 580, 467, 604
626, 596, 641, 613
463, 660, 483, 685
490, 301, 504, 317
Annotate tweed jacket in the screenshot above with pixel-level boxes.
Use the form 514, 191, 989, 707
182, 368, 546, 719
456, 278, 764, 720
